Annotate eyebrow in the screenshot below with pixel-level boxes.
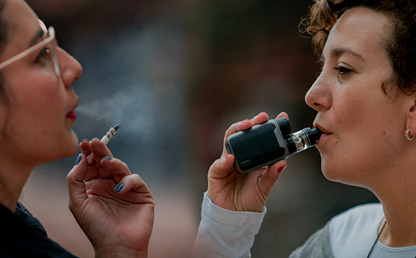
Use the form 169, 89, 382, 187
28, 28, 45, 47
328, 47, 365, 62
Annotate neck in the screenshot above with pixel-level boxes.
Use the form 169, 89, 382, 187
0, 156, 36, 212
378, 200, 416, 247
371, 163, 416, 247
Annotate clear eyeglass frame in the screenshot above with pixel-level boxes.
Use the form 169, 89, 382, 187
0, 19, 60, 77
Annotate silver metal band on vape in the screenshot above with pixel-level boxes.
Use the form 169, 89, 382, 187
100, 124, 119, 144
291, 129, 312, 152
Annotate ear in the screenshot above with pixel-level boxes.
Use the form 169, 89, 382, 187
406, 97, 416, 137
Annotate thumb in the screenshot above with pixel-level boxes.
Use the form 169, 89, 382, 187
208, 154, 235, 179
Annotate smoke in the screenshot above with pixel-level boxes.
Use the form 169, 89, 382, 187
76, 83, 158, 143
72, 20, 188, 148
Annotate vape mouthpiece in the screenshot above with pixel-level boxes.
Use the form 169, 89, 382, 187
308, 127, 322, 144
286, 127, 322, 156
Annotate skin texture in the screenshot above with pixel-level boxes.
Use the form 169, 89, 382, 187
305, 7, 411, 188
305, 7, 416, 248
0, 0, 82, 211
67, 139, 154, 257
0, 0, 155, 257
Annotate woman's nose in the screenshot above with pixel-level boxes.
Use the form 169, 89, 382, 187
305, 73, 332, 111
57, 48, 83, 87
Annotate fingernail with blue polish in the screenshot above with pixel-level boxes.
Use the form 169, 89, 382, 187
75, 154, 82, 165
115, 184, 124, 192
104, 156, 112, 161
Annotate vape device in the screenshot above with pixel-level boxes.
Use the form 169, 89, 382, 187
225, 117, 321, 174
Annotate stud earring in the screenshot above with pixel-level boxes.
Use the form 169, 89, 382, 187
405, 128, 415, 141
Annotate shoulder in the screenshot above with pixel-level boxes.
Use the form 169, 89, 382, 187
0, 202, 77, 258
328, 203, 383, 256
290, 222, 334, 258
329, 203, 383, 232
334, 202, 383, 218
289, 203, 383, 258
14, 202, 47, 236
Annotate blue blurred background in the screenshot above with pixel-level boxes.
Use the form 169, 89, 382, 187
20, 0, 378, 257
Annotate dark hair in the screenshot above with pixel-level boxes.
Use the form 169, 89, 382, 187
301, 0, 416, 95
0, 0, 7, 90
0, 0, 5, 47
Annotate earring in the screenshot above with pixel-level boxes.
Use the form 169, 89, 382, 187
405, 128, 415, 141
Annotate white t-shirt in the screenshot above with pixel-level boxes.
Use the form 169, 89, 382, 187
192, 193, 416, 258
330, 203, 416, 258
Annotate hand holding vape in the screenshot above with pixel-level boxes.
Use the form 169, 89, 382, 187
225, 117, 321, 174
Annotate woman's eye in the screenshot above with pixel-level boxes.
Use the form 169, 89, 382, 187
334, 65, 351, 74
37, 47, 51, 61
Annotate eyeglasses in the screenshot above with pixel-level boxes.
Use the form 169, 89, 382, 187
0, 20, 60, 77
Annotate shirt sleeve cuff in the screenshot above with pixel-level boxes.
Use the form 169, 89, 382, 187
192, 192, 267, 258
201, 192, 267, 235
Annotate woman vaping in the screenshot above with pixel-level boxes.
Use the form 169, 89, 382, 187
192, 0, 416, 257
0, 0, 154, 257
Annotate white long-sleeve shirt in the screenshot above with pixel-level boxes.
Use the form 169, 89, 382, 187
192, 193, 416, 258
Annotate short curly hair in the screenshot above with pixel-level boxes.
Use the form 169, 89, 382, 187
302, 0, 416, 94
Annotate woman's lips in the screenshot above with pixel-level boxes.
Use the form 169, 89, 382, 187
66, 111, 77, 120
318, 132, 329, 143
313, 123, 331, 143
67, 99, 79, 120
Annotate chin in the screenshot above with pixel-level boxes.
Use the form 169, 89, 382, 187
59, 132, 79, 158
65, 144, 78, 157
320, 159, 346, 183
321, 164, 366, 187
67, 133, 79, 156
321, 167, 339, 182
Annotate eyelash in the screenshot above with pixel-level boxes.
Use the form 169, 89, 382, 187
36, 47, 51, 62
334, 65, 352, 74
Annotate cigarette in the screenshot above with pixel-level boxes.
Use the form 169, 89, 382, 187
101, 124, 119, 144
85, 124, 119, 164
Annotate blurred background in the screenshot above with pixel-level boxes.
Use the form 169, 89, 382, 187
20, 0, 378, 257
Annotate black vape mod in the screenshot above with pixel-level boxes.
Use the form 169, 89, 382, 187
225, 117, 322, 174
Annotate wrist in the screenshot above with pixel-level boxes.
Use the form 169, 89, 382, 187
205, 190, 230, 211
204, 191, 240, 212
94, 246, 147, 258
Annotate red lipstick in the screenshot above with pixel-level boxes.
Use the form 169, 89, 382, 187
66, 111, 77, 120
67, 99, 78, 120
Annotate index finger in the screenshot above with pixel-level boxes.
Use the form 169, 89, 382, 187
222, 112, 270, 156
87, 139, 114, 165
275, 112, 289, 120
99, 156, 131, 182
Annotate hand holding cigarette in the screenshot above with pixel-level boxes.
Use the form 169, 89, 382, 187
67, 123, 154, 256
